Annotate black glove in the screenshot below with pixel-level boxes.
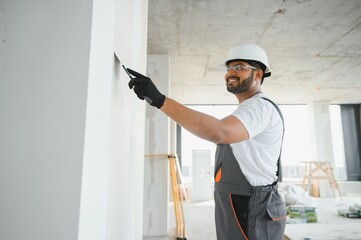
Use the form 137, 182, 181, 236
127, 68, 166, 109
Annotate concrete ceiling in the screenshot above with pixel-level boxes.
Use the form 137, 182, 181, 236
147, 0, 361, 105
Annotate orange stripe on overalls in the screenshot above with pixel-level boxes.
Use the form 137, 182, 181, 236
215, 167, 222, 182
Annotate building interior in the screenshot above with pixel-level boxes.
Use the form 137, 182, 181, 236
1, 0, 361, 240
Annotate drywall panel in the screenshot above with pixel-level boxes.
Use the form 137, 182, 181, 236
77, 0, 115, 239
0, 0, 148, 240
0, 1, 93, 239
78, 0, 148, 240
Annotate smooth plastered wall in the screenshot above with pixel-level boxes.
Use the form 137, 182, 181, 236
0, 0, 148, 239
0, 1, 92, 239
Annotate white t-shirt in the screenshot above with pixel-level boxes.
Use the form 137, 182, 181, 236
230, 92, 283, 186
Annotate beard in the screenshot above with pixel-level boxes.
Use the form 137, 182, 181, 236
226, 72, 254, 94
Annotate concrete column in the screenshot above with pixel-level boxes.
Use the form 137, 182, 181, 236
307, 101, 335, 197
143, 55, 170, 237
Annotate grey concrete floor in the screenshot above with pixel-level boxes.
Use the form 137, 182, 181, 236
285, 196, 361, 240
144, 196, 361, 240
144, 200, 216, 240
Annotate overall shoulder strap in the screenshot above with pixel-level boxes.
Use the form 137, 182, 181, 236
261, 97, 285, 182
261, 97, 284, 125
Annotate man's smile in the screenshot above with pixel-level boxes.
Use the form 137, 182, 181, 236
227, 77, 240, 84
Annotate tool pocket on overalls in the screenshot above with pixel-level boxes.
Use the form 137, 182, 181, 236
266, 201, 288, 239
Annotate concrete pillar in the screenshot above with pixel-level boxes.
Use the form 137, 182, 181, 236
143, 55, 170, 237
307, 101, 335, 197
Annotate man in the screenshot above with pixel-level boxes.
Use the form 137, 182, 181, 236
128, 43, 287, 240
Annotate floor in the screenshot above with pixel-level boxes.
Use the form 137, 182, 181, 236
144, 200, 216, 240
144, 195, 361, 240
285, 196, 361, 240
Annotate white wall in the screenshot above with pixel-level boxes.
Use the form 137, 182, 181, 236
78, 0, 148, 239
0, 1, 92, 239
0, 0, 148, 240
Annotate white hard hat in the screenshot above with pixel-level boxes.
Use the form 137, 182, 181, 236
226, 43, 271, 77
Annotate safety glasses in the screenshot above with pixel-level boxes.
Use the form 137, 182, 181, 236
226, 64, 257, 72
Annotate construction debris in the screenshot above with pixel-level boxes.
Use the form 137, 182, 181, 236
287, 205, 318, 223
278, 183, 318, 224
338, 204, 361, 218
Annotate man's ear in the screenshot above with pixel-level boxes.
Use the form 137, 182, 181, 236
255, 69, 263, 81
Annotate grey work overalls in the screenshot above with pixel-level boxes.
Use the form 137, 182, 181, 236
214, 98, 287, 240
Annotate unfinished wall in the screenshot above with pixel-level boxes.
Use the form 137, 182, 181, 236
0, 0, 148, 240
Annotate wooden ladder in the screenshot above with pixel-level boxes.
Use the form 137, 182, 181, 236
302, 161, 342, 199
168, 154, 187, 240
145, 154, 187, 240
